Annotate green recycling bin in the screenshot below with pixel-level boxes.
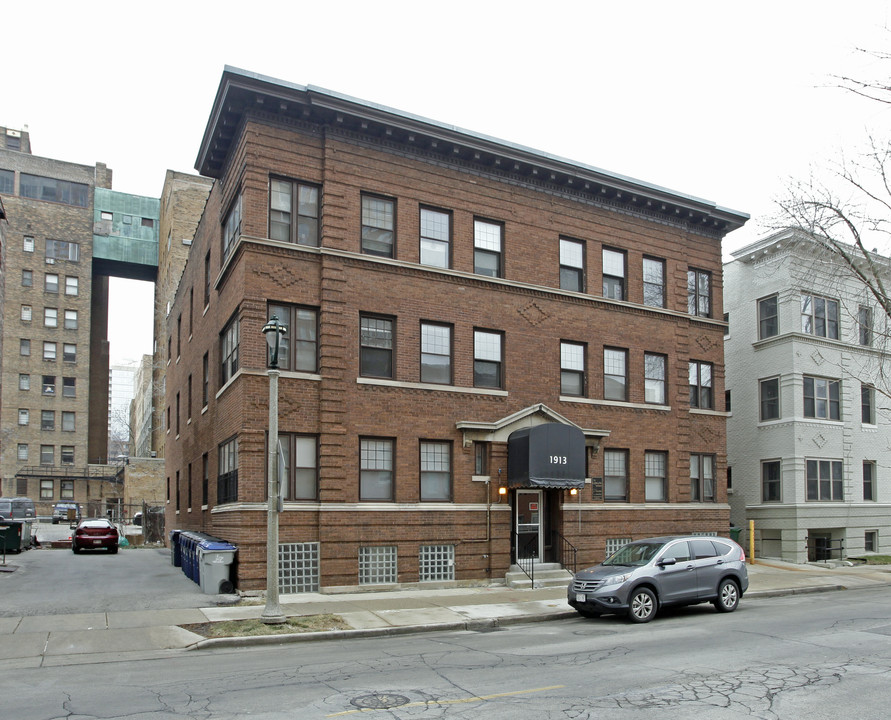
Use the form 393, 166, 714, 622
729, 527, 742, 542
0, 521, 25, 553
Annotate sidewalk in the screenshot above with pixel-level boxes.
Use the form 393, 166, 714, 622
1, 560, 889, 668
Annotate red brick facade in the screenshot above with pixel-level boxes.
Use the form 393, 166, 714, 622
165, 70, 747, 591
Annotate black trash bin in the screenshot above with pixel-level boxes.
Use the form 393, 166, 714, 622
169, 529, 182, 567
0, 521, 24, 554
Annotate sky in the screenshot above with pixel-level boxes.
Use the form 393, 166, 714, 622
5, 1, 890, 363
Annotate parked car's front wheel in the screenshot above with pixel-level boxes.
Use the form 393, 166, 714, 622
714, 579, 740, 613
627, 588, 657, 623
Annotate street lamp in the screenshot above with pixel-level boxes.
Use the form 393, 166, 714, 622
261, 315, 287, 624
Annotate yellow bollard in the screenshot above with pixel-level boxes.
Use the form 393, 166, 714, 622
748, 519, 755, 564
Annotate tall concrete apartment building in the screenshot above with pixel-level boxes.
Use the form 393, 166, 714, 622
0, 128, 159, 515
724, 231, 891, 562
165, 68, 747, 591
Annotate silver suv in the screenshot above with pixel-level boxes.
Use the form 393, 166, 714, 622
568, 535, 749, 623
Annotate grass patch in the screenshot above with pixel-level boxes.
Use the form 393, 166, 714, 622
849, 555, 891, 565
181, 614, 350, 638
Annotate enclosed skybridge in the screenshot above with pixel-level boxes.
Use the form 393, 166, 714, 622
92, 187, 160, 281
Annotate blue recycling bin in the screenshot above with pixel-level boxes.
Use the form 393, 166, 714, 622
169, 529, 182, 567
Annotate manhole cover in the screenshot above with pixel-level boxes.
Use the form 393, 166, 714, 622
351, 693, 410, 709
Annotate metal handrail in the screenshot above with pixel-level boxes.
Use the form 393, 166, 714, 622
516, 534, 538, 586
551, 530, 579, 574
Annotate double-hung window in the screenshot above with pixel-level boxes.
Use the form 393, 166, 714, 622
863, 460, 876, 501
420, 208, 450, 268
360, 316, 394, 378
760, 377, 780, 420
645, 451, 667, 501
473, 330, 503, 389
560, 342, 586, 396
642, 257, 665, 307
222, 194, 242, 258
63, 377, 76, 397
63, 344, 76, 363
268, 304, 318, 372
220, 315, 239, 385
645, 353, 666, 404
690, 454, 716, 502
858, 305, 873, 346
604, 450, 628, 502
269, 179, 319, 246
218, 437, 238, 504
45, 273, 59, 293
421, 323, 451, 384
603, 348, 627, 401
276, 434, 318, 500
61, 411, 75, 432
44, 307, 58, 328
758, 295, 778, 339
43, 342, 57, 361
800, 294, 839, 339
862, 384, 876, 424
762, 460, 781, 501
64, 310, 77, 330
687, 268, 711, 317
361, 195, 395, 257
803, 376, 840, 420
474, 220, 502, 277
688, 361, 713, 409
41, 410, 54, 431
42, 376, 55, 395
602, 248, 626, 300
420, 441, 451, 501
65, 276, 78, 295
559, 238, 584, 292
806, 459, 842, 501
360, 437, 394, 500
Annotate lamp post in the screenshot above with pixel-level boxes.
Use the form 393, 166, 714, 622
261, 315, 287, 624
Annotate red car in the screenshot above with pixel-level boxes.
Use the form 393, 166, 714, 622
71, 519, 119, 554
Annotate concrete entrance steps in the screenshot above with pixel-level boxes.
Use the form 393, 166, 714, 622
505, 563, 572, 589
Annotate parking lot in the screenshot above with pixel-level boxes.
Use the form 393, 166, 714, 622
0, 521, 214, 617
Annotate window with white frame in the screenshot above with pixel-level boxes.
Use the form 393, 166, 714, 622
220, 315, 239, 385
474, 330, 503, 389
421, 323, 451, 384
275, 434, 318, 500
474, 219, 502, 277
560, 341, 586, 396
359, 545, 397, 584
360, 437, 394, 501
760, 378, 780, 420
865, 531, 878, 553
420, 441, 451, 501
645, 451, 667, 501
63, 343, 76, 362
642, 257, 665, 308
603, 348, 627, 401
419, 545, 455, 582
604, 450, 628, 502
40, 478, 53, 497
64, 310, 77, 330
361, 194, 396, 257
419, 207, 450, 268
45, 273, 59, 293
800, 293, 839, 339
559, 238, 585, 292
863, 460, 876, 501
645, 353, 666, 404
602, 247, 626, 300
65, 276, 78, 295
44, 307, 57, 327
43, 342, 57, 361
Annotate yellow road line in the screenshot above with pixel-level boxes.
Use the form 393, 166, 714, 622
327, 685, 566, 716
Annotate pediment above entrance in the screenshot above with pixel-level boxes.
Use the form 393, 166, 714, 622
456, 403, 609, 451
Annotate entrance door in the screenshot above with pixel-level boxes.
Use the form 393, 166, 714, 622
516, 489, 542, 561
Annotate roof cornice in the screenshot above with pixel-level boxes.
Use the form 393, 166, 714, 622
196, 66, 749, 237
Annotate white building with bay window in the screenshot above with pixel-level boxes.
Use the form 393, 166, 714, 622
724, 230, 891, 563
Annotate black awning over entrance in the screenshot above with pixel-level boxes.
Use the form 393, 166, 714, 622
507, 424, 586, 489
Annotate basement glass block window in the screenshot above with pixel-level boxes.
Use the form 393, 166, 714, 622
278, 542, 319, 593
359, 545, 397, 585
419, 545, 455, 582
605, 538, 631, 557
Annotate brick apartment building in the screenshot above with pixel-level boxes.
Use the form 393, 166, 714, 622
165, 67, 748, 592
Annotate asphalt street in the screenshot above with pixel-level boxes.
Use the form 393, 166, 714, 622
2, 586, 889, 719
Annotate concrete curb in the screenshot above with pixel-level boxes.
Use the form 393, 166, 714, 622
188, 610, 579, 651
